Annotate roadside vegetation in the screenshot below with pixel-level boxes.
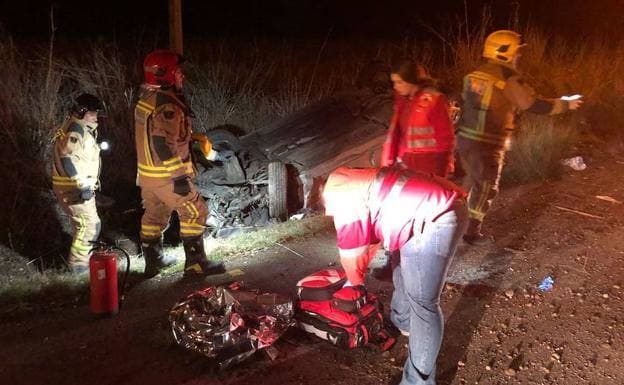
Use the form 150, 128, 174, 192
0, 13, 622, 299
0, 215, 332, 314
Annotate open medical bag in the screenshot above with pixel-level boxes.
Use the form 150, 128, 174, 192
295, 268, 394, 349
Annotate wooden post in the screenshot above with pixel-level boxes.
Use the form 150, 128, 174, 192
169, 0, 183, 55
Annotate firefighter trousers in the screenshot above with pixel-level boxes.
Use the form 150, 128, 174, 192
456, 136, 506, 229
57, 194, 101, 267
140, 182, 208, 243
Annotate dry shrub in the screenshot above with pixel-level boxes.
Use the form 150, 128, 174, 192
1, 12, 623, 263
502, 114, 580, 185
0, 38, 67, 262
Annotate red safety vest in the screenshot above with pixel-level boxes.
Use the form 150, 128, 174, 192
381, 90, 455, 167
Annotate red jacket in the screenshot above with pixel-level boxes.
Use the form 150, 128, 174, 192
381, 89, 455, 167
323, 166, 464, 285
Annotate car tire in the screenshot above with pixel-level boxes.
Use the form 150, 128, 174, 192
204, 128, 241, 152
268, 161, 288, 221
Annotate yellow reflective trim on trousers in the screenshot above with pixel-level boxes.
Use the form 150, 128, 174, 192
180, 229, 204, 236
52, 176, 80, 186
71, 214, 90, 255
52, 180, 80, 187
180, 222, 205, 229
183, 202, 200, 222
468, 208, 486, 221
138, 169, 171, 178
180, 222, 205, 236
477, 181, 492, 211
71, 242, 91, 253
141, 223, 162, 237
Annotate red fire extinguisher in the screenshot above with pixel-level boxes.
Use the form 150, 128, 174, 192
89, 242, 131, 317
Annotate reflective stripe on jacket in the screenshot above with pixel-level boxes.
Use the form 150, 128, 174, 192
458, 61, 569, 148
381, 89, 455, 167
134, 87, 194, 187
51, 117, 100, 196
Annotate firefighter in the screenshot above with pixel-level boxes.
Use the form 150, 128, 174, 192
135, 49, 228, 278
323, 166, 468, 385
52, 93, 104, 274
372, 60, 456, 280
457, 30, 583, 245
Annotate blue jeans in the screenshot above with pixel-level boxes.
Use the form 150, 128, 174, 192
391, 199, 468, 385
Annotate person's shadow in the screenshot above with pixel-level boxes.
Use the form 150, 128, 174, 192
437, 247, 514, 385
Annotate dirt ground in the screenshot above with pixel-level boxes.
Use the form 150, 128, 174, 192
1, 145, 624, 385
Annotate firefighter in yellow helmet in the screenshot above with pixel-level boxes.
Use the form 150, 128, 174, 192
135, 49, 229, 278
52, 93, 104, 274
457, 30, 583, 246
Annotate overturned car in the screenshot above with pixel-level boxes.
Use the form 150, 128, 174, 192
193, 88, 461, 237
192, 89, 393, 237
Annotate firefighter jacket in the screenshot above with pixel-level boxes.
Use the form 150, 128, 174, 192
323, 166, 464, 285
458, 61, 569, 148
381, 89, 455, 167
52, 117, 100, 201
134, 87, 195, 187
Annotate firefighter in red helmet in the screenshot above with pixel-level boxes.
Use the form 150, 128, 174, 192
52, 93, 104, 274
135, 49, 228, 278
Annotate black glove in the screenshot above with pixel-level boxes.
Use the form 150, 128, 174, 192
173, 178, 191, 196
214, 149, 234, 162
80, 189, 94, 201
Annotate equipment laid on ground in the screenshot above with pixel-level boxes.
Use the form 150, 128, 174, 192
169, 284, 294, 370
89, 242, 130, 317
295, 268, 394, 349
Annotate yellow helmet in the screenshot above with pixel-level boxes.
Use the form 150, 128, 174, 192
482, 30, 525, 63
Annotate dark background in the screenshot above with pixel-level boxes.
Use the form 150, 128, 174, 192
1, 0, 622, 41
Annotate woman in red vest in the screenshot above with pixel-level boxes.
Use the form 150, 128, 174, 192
374, 60, 457, 280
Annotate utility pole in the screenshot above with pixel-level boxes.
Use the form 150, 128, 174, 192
169, 0, 183, 55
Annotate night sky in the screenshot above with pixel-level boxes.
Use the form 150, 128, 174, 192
1, 0, 622, 41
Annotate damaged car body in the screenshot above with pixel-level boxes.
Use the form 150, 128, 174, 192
192, 89, 393, 237
192, 85, 461, 238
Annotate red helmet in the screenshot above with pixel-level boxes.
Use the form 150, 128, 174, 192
143, 49, 184, 87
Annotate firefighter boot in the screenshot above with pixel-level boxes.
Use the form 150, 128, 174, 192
142, 240, 177, 278
183, 236, 226, 277
462, 218, 494, 246
371, 251, 396, 282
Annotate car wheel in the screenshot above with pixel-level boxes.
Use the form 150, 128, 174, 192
268, 161, 288, 221
204, 128, 241, 152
